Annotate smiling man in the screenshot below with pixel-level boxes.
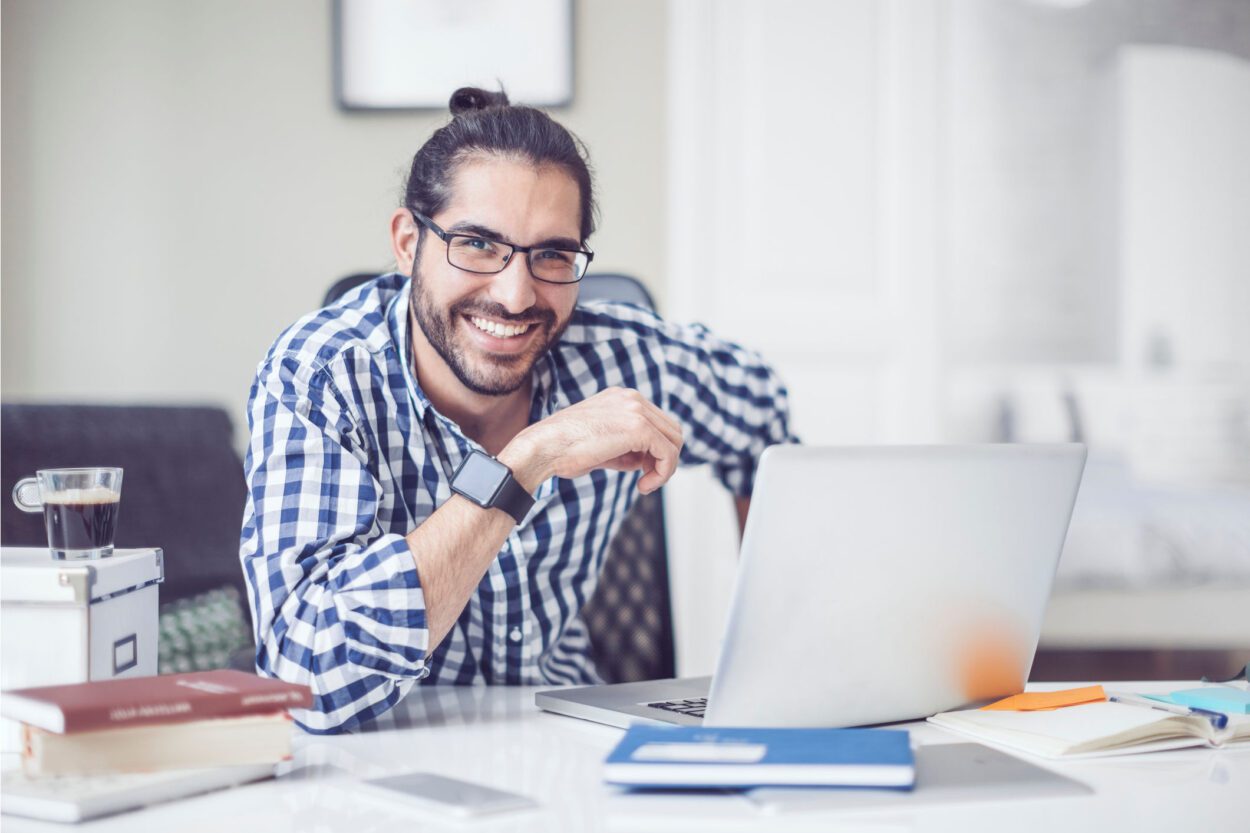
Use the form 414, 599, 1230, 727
240, 87, 796, 732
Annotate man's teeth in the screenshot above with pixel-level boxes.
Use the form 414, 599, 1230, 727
470, 316, 533, 338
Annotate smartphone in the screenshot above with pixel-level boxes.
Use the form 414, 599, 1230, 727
355, 772, 538, 818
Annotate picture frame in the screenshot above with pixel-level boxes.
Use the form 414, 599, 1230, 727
333, 0, 575, 111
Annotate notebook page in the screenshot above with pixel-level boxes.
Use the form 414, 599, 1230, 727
928, 702, 1211, 758
1219, 713, 1250, 745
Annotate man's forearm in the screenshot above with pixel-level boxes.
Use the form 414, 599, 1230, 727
406, 439, 549, 651
405, 494, 520, 649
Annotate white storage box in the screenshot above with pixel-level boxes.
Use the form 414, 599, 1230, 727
0, 547, 163, 750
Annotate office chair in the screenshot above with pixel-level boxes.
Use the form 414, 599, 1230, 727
0, 404, 254, 673
324, 271, 677, 682
322, 270, 659, 310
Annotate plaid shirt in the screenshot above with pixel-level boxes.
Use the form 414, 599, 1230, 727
239, 273, 795, 732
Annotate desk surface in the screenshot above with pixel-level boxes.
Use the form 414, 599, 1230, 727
4, 681, 1248, 832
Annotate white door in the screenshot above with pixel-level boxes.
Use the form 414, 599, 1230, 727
664, 0, 944, 674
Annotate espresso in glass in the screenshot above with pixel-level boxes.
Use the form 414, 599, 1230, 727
43, 489, 121, 556
11, 468, 124, 560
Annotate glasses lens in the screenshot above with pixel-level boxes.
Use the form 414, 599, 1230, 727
448, 235, 511, 273
530, 249, 589, 284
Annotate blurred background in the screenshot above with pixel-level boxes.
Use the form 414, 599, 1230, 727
3, 0, 1248, 680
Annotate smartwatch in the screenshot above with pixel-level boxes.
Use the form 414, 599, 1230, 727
450, 450, 535, 524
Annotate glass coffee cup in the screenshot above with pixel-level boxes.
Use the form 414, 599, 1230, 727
11, 468, 124, 560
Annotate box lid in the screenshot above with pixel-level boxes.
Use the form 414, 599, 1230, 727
0, 548, 164, 604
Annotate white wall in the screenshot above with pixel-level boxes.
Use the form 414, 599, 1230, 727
1, 0, 668, 435
1120, 45, 1250, 371
1116, 45, 1250, 486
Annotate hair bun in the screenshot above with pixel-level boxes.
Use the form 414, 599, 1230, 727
449, 86, 510, 116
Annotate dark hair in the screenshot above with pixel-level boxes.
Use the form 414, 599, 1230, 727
402, 86, 597, 243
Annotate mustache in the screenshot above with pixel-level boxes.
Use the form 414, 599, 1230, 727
451, 299, 556, 328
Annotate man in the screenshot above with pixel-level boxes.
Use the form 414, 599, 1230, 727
240, 87, 796, 733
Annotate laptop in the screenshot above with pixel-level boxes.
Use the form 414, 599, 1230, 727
536, 443, 1087, 729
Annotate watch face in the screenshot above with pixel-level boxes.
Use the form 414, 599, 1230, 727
453, 452, 509, 505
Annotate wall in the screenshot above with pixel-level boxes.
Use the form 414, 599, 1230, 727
1, 0, 668, 434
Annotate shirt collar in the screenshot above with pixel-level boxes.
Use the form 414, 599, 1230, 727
385, 276, 435, 420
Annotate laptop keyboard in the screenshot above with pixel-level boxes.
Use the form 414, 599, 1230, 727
646, 697, 707, 719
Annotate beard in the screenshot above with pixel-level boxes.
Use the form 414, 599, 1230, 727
410, 269, 569, 396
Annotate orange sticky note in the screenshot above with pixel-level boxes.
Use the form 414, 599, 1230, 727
981, 685, 1106, 711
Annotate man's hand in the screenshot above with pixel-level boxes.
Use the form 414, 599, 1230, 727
499, 387, 683, 494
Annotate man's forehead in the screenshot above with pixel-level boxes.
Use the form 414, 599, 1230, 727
442, 155, 582, 241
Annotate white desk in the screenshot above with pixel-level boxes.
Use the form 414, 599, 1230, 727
3, 681, 1248, 832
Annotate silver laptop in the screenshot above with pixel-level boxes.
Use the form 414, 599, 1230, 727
536, 443, 1087, 729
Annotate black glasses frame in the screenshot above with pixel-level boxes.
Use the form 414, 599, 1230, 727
410, 210, 593, 285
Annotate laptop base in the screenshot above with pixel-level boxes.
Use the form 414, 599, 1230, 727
535, 677, 711, 728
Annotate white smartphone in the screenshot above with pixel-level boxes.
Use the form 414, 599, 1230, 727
355, 772, 539, 818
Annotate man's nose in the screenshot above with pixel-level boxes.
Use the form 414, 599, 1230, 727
488, 253, 538, 314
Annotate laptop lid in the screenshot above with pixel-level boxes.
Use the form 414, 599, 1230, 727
703, 443, 1086, 728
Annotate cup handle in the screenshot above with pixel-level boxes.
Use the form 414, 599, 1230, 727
11, 477, 43, 513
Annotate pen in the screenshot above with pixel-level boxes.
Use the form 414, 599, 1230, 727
1108, 694, 1229, 730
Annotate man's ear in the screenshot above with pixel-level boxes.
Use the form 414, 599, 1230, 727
390, 208, 420, 274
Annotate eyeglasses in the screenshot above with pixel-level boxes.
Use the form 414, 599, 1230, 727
411, 210, 593, 285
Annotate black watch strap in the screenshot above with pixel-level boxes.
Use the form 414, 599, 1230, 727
492, 472, 535, 525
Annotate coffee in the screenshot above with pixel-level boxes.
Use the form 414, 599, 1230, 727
12, 468, 124, 560
42, 488, 121, 556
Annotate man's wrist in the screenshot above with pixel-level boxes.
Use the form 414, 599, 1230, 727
498, 435, 548, 494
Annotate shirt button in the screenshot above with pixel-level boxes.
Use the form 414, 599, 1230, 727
509, 627, 522, 643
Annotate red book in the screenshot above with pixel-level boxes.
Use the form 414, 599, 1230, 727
0, 670, 312, 734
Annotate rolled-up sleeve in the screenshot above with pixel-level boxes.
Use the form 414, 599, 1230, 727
239, 354, 429, 733
650, 317, 798, 495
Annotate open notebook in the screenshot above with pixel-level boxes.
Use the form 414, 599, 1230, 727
928, 701, 1250, 759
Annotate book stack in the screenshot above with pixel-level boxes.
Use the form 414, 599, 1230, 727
1, 670, 312, 821
1, 670, 312, 777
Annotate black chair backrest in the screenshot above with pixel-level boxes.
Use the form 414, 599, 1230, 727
578, 273, 658, 310
0, 404, 250, 606
574, 277, 676, 681
581, 488, 675, 682
325, 271, 677, 682
324, 271, 659, 311
323, 272, 380, 306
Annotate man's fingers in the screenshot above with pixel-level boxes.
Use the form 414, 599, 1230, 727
600, 387, 682, 443
642, 429, 680, 486
643, 403, 684, 450
637, 470, 664, 494
613, 389, 683, 451
604, 451, 673, 495
602, 452, 650, 472
544, 387, 684, 487
618, 393, 681, 489
612, 420, 680, 487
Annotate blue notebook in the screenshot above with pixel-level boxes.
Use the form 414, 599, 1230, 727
604, 726, 915, 790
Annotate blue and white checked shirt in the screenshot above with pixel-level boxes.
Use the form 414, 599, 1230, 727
240, 273, 795, 732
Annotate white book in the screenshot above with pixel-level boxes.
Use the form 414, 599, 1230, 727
21, 712, 294, 777
927, 701, 1250, 759
1, 763, 274, 822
